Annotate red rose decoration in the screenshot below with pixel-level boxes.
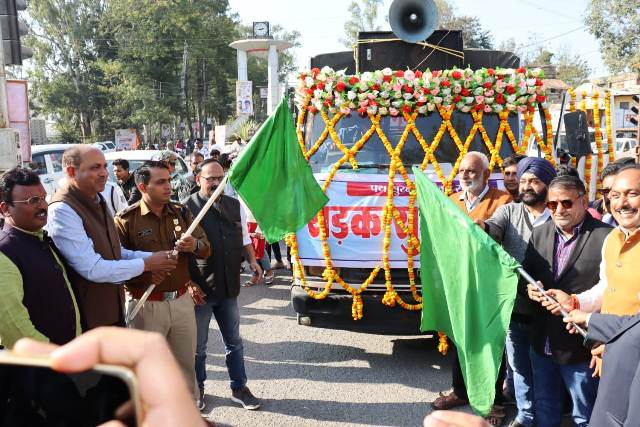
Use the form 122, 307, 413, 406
383, 75, 392, 83
453, 95, 462, 103
496, 93, 506, 105
483, 82, 493, 89
403, 85, 413, 93
310, 106, 318, 113
402, 104, 411, 113
536, 95, 546, 103
506, 85, 516, 95
316, 82, 325, 90
335, 81, 346, 92
516, 67, 526, 74
371, 83, 380, 91
323, 99, 332, 107
311, 67, 320, 77
474, 104, 484, 111
415, 70, 423, 78
349, 76, 359, 85
358, 106, 367, 116
487, 68, 495, 76
535, 78, 543, 87
396, 70, 405, 77
305, 88, 313, 96
441, 79, 451, 87
451, 70, 462, 80
461, 88, 470, 96
368, 99, 378, 106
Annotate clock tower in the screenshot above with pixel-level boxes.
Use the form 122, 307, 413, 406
230, 25, 293, 115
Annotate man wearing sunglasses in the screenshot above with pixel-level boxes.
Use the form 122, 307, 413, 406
0, 167, 81, 348
521, 174, 612, 427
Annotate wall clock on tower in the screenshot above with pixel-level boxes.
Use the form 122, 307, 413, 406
252, 21, 270, 38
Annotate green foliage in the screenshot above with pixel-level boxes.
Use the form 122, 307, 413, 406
341, 0, 383, 48
585, 0, 640, 72
523, 44, 591, 87
435, 0, 493, 49
232, 120, 259, 142
25, 0, 297, 142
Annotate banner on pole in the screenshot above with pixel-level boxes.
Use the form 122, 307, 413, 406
236, 81, 253, 115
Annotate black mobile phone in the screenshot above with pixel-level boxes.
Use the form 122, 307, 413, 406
0, 351, 142, 427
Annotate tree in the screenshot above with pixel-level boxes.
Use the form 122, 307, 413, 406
585, 0, 640, 72
435, 0, 493, 49
26, 0, 109, 141
341, 0, 383, 48
523, 45, 591, 87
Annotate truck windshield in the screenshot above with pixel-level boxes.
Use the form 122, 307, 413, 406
304, 112, 519, 173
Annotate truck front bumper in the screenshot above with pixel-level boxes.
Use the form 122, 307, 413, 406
290, 284, 423, 335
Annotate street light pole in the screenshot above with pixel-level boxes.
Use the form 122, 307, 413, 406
0, 23, 10, 128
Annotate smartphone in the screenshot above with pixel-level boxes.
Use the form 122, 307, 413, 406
0, 351, 142, 427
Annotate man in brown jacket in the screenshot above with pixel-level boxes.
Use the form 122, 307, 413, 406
115, 160, 210, 400
449, 151, 512, 221
47, 146, 177, 330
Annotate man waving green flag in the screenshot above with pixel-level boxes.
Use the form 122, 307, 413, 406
229, 98, 328, 243
413, 166, 519, 416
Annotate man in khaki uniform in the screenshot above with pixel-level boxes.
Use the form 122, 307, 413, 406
115, 160, 210, 399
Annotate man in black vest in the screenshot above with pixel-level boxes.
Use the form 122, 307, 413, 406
184, 159, 262, 412
0, 167, 81, 348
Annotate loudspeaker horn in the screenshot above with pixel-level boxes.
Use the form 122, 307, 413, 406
389, 0, 439, 44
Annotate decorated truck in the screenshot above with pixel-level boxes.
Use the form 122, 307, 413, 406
284, 20, 618, 334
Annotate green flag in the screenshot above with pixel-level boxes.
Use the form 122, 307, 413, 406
413, 166, 519, 416
229, 98, 328, 244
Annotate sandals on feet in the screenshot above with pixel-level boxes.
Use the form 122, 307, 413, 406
484, 405, 506, 427
430, 391, 469, 410
264, 270, 275, 284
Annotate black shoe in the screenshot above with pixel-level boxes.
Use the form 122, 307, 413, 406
197, 388, 205, 412
231, 386, 261, 410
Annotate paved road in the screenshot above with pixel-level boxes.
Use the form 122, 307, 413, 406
198, 269, 483, 427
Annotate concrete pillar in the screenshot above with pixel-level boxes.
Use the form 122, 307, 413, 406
267, 44, 279, 114
237, 49, 248, 82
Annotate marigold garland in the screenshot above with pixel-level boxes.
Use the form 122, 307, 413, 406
592, 92, 604, 198
578, 90, 592, 195
288, 66, 556, 329
604, 91, 615, 165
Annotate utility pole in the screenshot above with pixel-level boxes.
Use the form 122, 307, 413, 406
181, 40, 189, 138
0, 22, 8, 128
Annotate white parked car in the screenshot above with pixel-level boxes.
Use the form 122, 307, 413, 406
93, 141, 117, 152
103, 150, 191, 183
29, 144, 77, 196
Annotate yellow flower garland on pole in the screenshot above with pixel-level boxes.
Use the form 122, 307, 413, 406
592, 92, 604, 198
604, 91, 615, 165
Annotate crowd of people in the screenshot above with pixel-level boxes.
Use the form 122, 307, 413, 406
1, 143, 639, 426
430, 151, 640, 427
0, 143, 284, 415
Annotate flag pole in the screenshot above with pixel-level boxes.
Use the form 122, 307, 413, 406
517, 267, 587, 338
126, 175, 229, 325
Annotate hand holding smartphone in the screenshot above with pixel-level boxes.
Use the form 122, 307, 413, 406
1, 327, 206, 427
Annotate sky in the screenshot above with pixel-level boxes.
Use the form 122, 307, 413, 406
227, 0, 606, 79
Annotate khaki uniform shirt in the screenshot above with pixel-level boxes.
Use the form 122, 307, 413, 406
114, 199, 210, 293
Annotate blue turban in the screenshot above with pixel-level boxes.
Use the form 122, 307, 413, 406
516, 157, 557, 186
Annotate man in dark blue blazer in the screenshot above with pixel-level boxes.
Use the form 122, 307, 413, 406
564, 311, 640, 427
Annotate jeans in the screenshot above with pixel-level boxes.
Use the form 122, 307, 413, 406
505, 320, 535, 427
194, 296, 247, 391
529, 349, 598, 427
